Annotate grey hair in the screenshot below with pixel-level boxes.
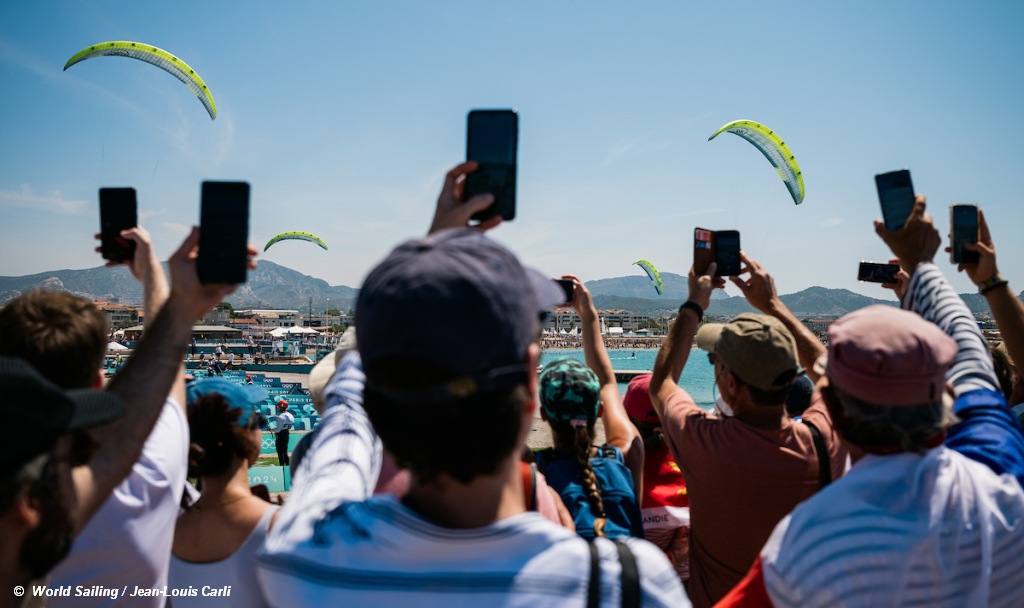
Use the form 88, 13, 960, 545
834, 386, 957, 453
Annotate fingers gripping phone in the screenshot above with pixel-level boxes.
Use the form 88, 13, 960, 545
694, 228, 741, 277
99, 188, 138, 263
950, 204, 979, 264
875, 169, 915, 231
465, 109, 518, 222
554, 279, 574, 307
857, 261, 901, 284
198, 181, 250, 285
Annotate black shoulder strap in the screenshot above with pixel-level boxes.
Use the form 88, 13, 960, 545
803, 421, 831, 488
614, 539, 641, 608
587, 538, 601, 608
528, 463, 537, 511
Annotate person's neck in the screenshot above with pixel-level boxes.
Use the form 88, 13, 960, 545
401, 454, 523, 529
194, 460, 253, 508
734, 401, 787, 430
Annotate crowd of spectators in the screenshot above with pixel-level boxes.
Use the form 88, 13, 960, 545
1, 161, 1023, 608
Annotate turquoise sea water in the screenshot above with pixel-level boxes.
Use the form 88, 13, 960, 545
539, 348, 716, 409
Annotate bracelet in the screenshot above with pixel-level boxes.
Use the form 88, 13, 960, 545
980, 275, 1009, 295
679, 301, 704, 322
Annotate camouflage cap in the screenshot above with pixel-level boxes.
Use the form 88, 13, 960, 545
539, 358, 600, 423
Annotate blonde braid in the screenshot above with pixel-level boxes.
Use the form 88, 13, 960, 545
574, 425, 607, 537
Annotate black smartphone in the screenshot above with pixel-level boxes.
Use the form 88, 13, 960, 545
465, 109, 518, 222
950, 204, 979, 264
875, 169, 915, 231
198, 181, 250, 285
858, 261, 901, 284
714, 230, 742, 277
554, 279, 574, 307
99, 187, 138, 263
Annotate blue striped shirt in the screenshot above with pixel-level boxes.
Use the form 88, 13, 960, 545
257, 352, 688, 607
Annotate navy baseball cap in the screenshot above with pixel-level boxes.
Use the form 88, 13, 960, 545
1, 356, 127, 470
356, 229, 563, 403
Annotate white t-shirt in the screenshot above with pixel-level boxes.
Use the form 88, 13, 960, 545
257, 353, 688, 607
49, 398, 189, 607
276, 411, 294, 432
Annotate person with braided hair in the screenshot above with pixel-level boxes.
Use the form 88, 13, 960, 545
534, 276, 645, 540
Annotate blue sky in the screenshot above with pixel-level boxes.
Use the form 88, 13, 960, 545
2, 1, 1023, 299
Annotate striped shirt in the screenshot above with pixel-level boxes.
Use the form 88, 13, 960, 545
257, 352, 688, 607
749, 263, 1024, 607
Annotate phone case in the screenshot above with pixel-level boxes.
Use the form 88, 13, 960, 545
694, 228, 714, 275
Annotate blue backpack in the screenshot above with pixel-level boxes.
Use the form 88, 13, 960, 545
535, 444, 645, 540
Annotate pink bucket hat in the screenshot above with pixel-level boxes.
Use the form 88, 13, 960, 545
817, 305, 956, 406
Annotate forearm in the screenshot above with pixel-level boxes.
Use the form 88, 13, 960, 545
985, 283, 1024, 378
768, 302, 826, 381
580, 307, 615, 387
651, 307, 699, 410
79, 295, 195, 526
904, 263, 999, 395
140, 261, 170, 323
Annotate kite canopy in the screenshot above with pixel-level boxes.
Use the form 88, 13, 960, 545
633, 259, 663, 296
64, 41, 217, 120
263, 231, 329, 253
708, 120, 804, 205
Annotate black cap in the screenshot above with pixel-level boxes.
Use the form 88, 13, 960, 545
0, 356, 127, 470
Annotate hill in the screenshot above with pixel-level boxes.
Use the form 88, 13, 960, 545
0, 264, 1014, 319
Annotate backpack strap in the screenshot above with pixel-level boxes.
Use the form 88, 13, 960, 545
614, 539, 641, 608
586, 538, 601, 608
803, 421, 831, 488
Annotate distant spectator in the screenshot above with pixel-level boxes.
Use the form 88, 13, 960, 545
273, 399, 294, 467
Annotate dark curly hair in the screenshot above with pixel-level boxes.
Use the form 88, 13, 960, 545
187, 393, 263, 479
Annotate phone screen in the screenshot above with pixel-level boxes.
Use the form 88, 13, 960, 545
950, 204, 979, 264
875, 170, 915, 231
465, 109, 518, 222
198, 181, 250, 285
715, 231, 741, 277
99, 187, 138, 262
858, 261, 900, 284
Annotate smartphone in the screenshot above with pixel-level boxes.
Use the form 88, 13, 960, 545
694, 228, 741, 277
554, 279, 574, 307
715, 230, 742, 277
694, 228, 714, 275
857, 261, 901, 284
875, 169, 915, 231
99, 187, 138, 263
465, 109, 518, 222
198, 181, 250, 285
950, 204, 979, 264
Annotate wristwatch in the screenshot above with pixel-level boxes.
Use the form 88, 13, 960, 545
979, 273, 1009, 295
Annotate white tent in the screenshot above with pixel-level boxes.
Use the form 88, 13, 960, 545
268, 326, 321, 337
107, 342, 129, 351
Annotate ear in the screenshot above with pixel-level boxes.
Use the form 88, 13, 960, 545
596, 405, 604, 418
93, 367, 104, 389
7, 487, 41, 531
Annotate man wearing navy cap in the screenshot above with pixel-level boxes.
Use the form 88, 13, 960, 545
259, 162, 688, 606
